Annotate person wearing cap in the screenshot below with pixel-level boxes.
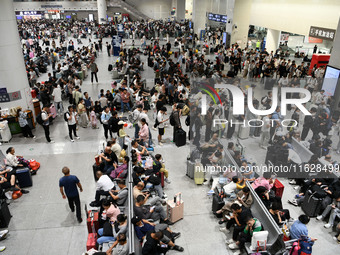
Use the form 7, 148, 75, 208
131, 216, 183, 252
156, 107, 168, 146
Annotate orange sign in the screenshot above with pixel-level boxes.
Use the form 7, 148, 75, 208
308, 37, 323, 43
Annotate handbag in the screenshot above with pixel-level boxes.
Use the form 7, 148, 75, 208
12, 190, 23, 200
29, 160, 40, 171
251, 230, 268, 251
102, 221, 114, 236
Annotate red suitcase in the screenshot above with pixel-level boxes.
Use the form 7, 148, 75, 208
273, 179, 284, 198
160, 172, 164, 188
86, 205, 99, 233
86, 232, 97, 250
156, 172, 164, 188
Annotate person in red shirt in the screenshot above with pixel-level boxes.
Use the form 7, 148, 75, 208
120, 89, 131, 113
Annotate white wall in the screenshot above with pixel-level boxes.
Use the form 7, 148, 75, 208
126, 0, 172, 20
250, 0, 340, 36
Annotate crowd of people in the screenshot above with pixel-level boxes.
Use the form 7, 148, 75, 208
9, 14, 340, 255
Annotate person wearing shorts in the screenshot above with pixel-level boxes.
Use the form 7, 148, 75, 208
157, 107, 168, 146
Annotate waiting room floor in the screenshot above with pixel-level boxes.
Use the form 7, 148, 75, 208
1, 36, 339, 255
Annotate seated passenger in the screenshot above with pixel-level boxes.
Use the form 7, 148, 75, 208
110, 156, 129, 179
228, 216, 263, 253
317, 191, 340, 229
98, 146, 118, 175
269, 202, 291, 226
222, 176, 240, 198
224, 204, 252, 242
217, 187, 253, 225
5, 147, 29, 169
108, 180, 128, 206
131, 215, 182, 249
134, 195, 173, 225
290, 214, 317, 242
96, 214, 127, 246
90, 171, 114, 207
251, 171, 274, 190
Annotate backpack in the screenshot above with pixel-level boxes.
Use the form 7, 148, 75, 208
154, 117, 160, 128
298, 239, 313, 255
169, 112, 176, 126
310, 184, 327, 198
108, 64, 113, 71
185, 115, 190, 126
64, 112, 69, 122
290, 238, 313, 255
36, 112, 44, 125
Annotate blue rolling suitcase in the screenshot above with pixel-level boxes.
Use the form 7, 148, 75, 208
16, 168, 33, 188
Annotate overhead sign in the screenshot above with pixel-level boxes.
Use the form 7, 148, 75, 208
15, 11, 43, 16
309, 26, 336, 41
41, 5, 62, 9
308, 37, 323, 43
207, 13, 227, 23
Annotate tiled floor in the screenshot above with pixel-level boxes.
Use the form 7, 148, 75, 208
1, 35, 339, 255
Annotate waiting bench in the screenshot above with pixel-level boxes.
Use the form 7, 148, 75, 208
245, 181, 285, 254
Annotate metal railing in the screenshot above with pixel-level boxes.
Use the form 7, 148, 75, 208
126, 142, 136, 254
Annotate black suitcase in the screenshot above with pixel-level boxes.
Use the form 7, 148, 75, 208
148, 57, 154, 67
93, 164, 101, 181
302, 190, 322, 217
212, 193, 225, 213
0, 200, 11, 228
175, 129, 186, 147
16, 168, 32, 188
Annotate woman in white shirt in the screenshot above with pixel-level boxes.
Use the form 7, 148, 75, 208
5, 147, 25, 168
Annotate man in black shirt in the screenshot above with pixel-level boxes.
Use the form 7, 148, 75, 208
99, 146, 118, 175
224, 204, 252, 243
142, 230, 184, 254
301, 107, 317, 141
142, 231, 167, 255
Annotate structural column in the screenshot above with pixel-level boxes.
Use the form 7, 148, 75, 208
192, 0, 210, 35
266, 29, 281, 53
97, 0, 107, 24
0, 0, 32, 110
329, 17, 340, 111
175, 0, 186, 22
230, 0, 252, 48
